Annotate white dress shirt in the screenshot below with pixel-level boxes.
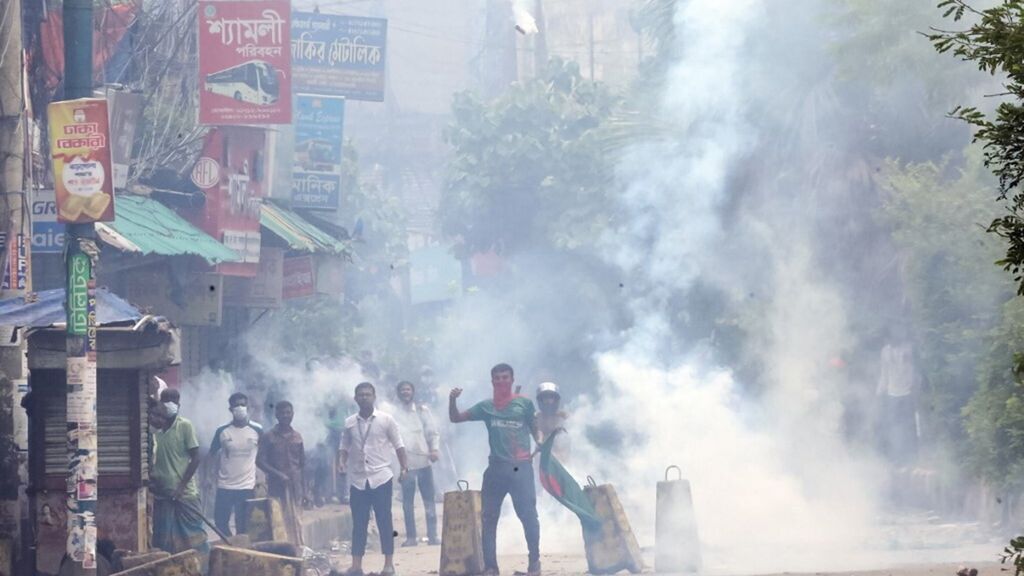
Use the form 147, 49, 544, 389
341, 408, 405, 490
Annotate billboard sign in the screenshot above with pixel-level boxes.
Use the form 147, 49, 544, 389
292, 12, 387, 101
47, 98, 115, 223
283, 255, 315, 299
198, 1, 292, 124
292, 94, 344, 210
31, 190, 65, 254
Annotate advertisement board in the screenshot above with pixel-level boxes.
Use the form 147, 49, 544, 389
292, 12, 387, 101
107, 90, 143, 189
198, 1, 291, 124
225, 247, 283, 307
292, 94, 345, 210
47, 98, 115, 223
283, 255, 315, 299
32, 190, 65, 254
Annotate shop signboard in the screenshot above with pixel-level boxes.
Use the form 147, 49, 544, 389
283, 255, 315, 299
189, 126, 265, 277
409, 245, 462, 304
225, 247, 283, 307
47, 98, 115, 223
292, 12, 387, 101
31, 190, 65, 254
292, 94, 344, 210
198, 1, 292, 124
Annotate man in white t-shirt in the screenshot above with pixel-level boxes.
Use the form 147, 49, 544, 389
209, 392, 263, 536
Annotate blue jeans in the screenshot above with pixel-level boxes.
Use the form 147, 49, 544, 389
214, 488, 253, 536
351, 479, 395, 556
400, 466, 438, 541
482, 460, 540, 569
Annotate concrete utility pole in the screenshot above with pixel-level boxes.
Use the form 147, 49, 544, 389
0, 0, 27, 573
62, 0, 99, 574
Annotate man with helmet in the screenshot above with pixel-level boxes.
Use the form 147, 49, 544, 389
536, 382, 570, 462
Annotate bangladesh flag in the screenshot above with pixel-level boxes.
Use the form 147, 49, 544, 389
538, 429, 601, 528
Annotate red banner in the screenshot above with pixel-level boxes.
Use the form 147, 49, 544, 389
47, 99, 116, 223
283, 256, 315, 299
198, 1, 291, 125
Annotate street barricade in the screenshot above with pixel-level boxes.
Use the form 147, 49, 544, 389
439, 480, 484, 576
656, 465, 701, 573
582, 477, 643, 574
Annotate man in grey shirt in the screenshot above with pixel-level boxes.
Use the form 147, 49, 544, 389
393, 380, 441, 546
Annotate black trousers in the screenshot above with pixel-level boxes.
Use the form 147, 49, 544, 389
482, 460, 540, 569
400, 466, 438, 541
214, 488, 253, 536
351, 479, 395, 556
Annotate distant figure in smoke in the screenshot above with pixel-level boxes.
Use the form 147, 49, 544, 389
393, 380, 441, 546
876, 340, 920, 465
535, 382, 570, 462
257, 401, 305, 546
208, 392, 262, 536
450, 364, 542, 576
150, 389, 209, 554
339, 382, 409, 576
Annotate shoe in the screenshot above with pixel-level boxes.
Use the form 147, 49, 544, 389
344, 569, 364, 576
381, 567, 397, 576
527, 561, 541, 576
427, 537, 441, 546
482, 568, 500, 576
401, 538, 417, 547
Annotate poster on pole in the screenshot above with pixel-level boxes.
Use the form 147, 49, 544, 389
198, 1, 292, 125
47, 98, 116, 223
292, 12, 387, 101
292, 94, 344, 210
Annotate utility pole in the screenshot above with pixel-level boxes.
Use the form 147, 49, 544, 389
62, 1, 99, 574
588, 10, 595, 81
0, 0, 27, 574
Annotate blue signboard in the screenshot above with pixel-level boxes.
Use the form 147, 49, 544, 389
292, 94, 345, 210
31, 190, 66, 254
291, 12, 387, 102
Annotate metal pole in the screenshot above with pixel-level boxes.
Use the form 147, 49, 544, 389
62, 0, 98, 574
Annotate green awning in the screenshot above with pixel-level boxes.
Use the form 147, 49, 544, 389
96, 195, 241, 264
260, 201, 348, 254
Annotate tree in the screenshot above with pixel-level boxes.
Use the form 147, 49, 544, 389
929, 0, 1024, 293
441, 57, 620, 255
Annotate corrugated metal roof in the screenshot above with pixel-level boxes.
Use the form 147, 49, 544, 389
96, 195, 241, 264
260, 201, 348, 254
0, 287, 142, 327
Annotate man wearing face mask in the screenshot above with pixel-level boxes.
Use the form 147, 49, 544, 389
450, 364, 541, 576
151, 388, 208, 553
208, 392, 262, 536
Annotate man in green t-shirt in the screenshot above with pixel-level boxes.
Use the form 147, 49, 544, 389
450, 363, 540, 576
151, 388, 208, 554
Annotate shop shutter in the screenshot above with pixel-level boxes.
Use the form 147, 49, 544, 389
37, 369, 140, 480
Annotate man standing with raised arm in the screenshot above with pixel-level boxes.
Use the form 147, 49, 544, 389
450, 364, 541, 576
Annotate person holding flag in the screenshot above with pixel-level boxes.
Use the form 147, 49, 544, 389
449, 364, 541, 576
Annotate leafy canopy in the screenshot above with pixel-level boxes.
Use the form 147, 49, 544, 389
929, 1, 1024, 292
441, 58, 620, 255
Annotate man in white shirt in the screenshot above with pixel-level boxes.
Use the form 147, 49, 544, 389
393, 380, 441, 546
340, 382, 409, 576
208, 392, 263, 536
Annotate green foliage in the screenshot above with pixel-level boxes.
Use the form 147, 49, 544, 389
441, 58, 621, 254
929, 1, 1024, 292
880, 149, 1013, 438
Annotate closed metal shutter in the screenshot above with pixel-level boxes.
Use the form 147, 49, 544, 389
36, 369, 140, 480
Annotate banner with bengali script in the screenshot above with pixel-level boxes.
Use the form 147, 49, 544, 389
47, 98, 116, 223
291, 12, 387, 102
198, 1, 291, 124
292, 94, 345, 210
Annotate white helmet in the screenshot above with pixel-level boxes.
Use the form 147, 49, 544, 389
537, 381, 560, 398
